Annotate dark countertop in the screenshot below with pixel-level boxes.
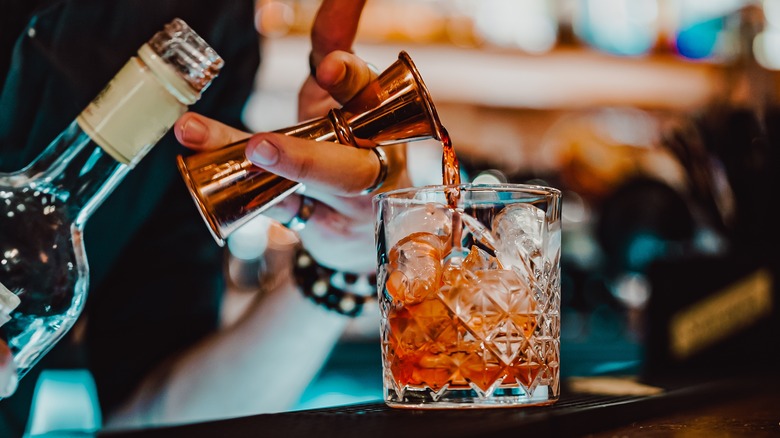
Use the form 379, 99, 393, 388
99, 375, 778, 438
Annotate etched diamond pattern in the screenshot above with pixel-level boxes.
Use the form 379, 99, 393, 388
379, 190, 561, 407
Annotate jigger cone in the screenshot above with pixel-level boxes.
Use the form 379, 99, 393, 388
177, 51, 444, 246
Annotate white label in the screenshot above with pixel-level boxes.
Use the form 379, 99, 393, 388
0, 282, 20, 328
77, 57, 187, 166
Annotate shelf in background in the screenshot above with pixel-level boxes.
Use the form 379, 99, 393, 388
242, 36, 751, 180
252, 36, 727, 112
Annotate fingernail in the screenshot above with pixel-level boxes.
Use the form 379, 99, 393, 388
246, 139, 279, 166
333, 60, 348, 84
181, 118, 207, 144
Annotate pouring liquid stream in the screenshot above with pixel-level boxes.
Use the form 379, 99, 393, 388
440, 126, 466, 259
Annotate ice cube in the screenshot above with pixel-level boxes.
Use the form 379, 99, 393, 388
441, 245, 497, 287
387, 232, 447, 304
386, 203, 452, 250
492, 203, 546, 279
493, 203, 545, 247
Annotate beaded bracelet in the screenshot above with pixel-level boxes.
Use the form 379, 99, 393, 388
293, 246, 377, 317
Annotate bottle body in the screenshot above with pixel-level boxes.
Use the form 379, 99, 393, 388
0, 174, 88, 385
0, 18, 222, 396
0, 120, 129, 392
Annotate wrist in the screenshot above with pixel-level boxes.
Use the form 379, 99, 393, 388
293, 245, 377, 317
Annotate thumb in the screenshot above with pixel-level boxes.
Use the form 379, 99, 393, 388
315, 51, 377, 105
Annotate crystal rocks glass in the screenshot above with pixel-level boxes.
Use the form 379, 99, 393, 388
374, 184, 562, 408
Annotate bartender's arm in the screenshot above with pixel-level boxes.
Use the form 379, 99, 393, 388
102, 0, 412, 428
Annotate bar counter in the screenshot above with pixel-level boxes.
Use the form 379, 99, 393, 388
99, 375, 779, 438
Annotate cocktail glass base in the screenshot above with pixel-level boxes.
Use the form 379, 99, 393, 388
385, 385, 559, 409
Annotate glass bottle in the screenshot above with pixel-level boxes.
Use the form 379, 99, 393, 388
0, 18, 223, 397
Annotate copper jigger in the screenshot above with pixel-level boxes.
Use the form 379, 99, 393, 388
177, 51, 445, 246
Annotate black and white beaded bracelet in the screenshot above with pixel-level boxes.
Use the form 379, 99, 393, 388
293, 246, 377, 317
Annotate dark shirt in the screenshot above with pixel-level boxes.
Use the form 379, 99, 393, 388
0, 0, 260, 435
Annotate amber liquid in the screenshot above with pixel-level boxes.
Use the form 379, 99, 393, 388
440, 127, 460, 208
438, 126, 463, 256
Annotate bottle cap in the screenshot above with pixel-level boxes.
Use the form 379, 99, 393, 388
146, 18, 224, 94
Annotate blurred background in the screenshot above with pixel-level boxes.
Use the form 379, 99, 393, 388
224, 0, 780, 410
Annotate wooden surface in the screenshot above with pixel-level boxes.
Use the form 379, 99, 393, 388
584, 389, 780, 437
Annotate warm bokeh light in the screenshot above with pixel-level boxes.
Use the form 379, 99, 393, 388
574, 0, 660, 56
255, 0, 295, 38
765, 0, 780, 27
757, 0, 780, 69
753, 28, 780, 69
473, 0, 558, 53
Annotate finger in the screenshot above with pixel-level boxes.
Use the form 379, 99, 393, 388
245, 133, 382, 196
373, 143, 410, 195
300, 200, 373, 242
174, 112, 250, 151
261, 191, 301, 225
269, 194, 373, 245
298, 51, 375, 121
315, 51, 377, 105
310, 0, 367, 66
294, 187, 372, 219
297, 77, 339, 121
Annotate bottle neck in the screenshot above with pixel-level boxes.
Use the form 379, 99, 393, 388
26, 120, 129, 227
25, 51, 195, 226
77, 53, 191, 166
